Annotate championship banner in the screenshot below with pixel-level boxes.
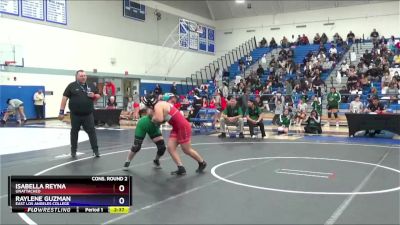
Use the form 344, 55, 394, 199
188, 21, 199, 50
199, 25, 207, 52
207, 28, 215, 53
179, 19, 189, 49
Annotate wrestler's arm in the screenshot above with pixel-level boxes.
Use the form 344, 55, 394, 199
152, 103, 165, 124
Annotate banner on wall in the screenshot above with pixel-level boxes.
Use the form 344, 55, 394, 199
0, 0, 19, 16
199, 26, 207, 52
46, 0, 67, 25
21, 0, 45, 21
179, 19, 189, 49
179, 18, 214, 54
188, 20, 199, 50
207, 27, 215, 53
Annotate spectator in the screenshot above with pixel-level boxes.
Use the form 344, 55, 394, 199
218, 96, 244, 138
270, 37, 278, 48
347, 69, 358, 90
304, 110, 322, 134
340, 60, 349, 77
132, 91, 140, 120
281, 36, 289, 48
103, 80, 116, 100
260, 37, 267, 47
326, 87, 341, 127
246, 54, 253, 66
370, 28, 379, 47
364, 96, 386, 137
347, 31, 355, 45
272, 93, 284, 125
349, 95, 363, 113
1, 98, 27, 125
295, 99, 307, 126
154, 84, 163, 96
126, 96, 134, 120
261, 54, 267, 66
170, 82, 178, 95
313, 33, 321, 44
388, 36, 396, 52
320, 33, 328, 44
301, 34, 309, 45
33, 89, 45, 119
222, 82, 229, 99
256, 64, 264, 77
277, 108, 291, 135
106, 96, 117, 109
311, 96, 322, 116
246, 99, 266, 138
329, 45, 338, 58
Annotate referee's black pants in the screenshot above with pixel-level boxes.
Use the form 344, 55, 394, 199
70, 113, 98, 154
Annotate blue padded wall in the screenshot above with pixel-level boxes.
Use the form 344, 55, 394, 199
0, 85, 45, 119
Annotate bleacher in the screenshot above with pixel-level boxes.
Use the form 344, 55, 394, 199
229, 47, 272, 79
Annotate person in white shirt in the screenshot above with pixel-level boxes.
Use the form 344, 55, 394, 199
33, 89, 45, 119
329, 46, 337, 56
349, 95, 363, 113
340, 61, 349, 76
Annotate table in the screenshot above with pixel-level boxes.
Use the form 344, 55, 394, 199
93, 109, 122, 126
345, 113, 400, 137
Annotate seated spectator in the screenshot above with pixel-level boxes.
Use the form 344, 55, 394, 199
329, 45, 338, 58
295, 99, 307, 126
320, 33, 328, 44
301, 34, 309, 45
218, 96, 244, 138
246, 54, 253, 66
379, 36, 387, 45
304, 110, 322, 134
313, 33, 321, 44
270, 37, 278, 48
256, 64, 264, 77
340, 60, 349, 76
370, 28, 379, 47
386, 82, 399, 103
318, 43, 327, 53
346, 70, 358, 90
246, 99, 266, 138
1, 98, 27, 124
209, 97, 216, 109
277, 108, 291, 135
281, 36, 289, 48
261, 54, 267, 65
126, 96, 134, 120
349, 95, 363, 113
106, 96, 117, 109
260, 37, 267, 47
347, 31, 355, 45
393, 53, 400, 66
364, 96, 386, 137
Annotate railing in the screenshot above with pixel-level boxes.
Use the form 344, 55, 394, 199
182, 37, 257, 90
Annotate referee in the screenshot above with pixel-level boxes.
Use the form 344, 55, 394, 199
58, 70, 101, 158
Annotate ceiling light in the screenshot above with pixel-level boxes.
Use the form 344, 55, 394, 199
235, 0, 245, 3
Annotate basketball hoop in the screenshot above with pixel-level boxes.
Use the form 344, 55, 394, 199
4, 61, 16, 66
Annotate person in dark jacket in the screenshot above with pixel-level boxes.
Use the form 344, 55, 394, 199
58, 70, 101, 158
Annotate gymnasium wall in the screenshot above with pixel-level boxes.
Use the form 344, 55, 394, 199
215, 1, 400, 54
0, 72, 75, 118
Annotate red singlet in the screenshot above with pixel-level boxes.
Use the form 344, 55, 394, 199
168, 104, 191, 144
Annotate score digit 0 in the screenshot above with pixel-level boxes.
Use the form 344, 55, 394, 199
118, 185, 125, 192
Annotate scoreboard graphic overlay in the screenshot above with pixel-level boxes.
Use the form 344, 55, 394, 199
8, 176, 132, 213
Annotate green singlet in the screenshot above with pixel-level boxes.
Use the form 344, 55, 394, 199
135, 115, 162, 139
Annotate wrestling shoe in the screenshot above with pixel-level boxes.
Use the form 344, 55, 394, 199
153, 159, 161, 169
196, 161, 207, 173
122, 161, 130, 171
171, 166, 186, 176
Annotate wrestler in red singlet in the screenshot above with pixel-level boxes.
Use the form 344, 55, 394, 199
143, 93, 206, 175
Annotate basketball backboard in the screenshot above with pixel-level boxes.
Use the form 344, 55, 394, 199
0, 43, 24, 67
